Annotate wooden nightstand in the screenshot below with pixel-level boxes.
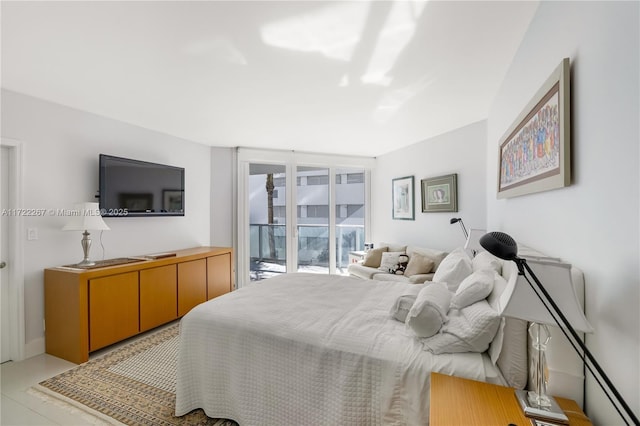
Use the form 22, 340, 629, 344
430, 372, 592, 426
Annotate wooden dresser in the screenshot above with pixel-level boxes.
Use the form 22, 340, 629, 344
44, 246, 233, 364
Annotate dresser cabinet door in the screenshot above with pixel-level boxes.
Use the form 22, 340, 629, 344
89, 272, 139, 351
140, 265, 178, 332
178, 259, 207, 316
207, 253, 232, 300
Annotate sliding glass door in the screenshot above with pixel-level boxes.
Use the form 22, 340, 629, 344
248, 163, 287, 281
294, 166, 366, 275
238, 150, 373, 286
335, 168, 365, 274
296, 166, 330, 274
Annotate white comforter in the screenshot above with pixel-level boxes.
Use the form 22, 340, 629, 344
175, 273, 499, 425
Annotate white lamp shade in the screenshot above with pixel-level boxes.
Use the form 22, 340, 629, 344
499, 258, 593, 333
62, 202, 110, 231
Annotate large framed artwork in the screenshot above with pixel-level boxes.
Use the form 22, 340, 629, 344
421, 173, 458, 212
497, 58, 571, 199
392, 176, 414, 220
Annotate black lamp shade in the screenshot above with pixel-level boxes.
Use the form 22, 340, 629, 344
479, 231, 518, 260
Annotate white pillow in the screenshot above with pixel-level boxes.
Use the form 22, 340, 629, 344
389, 285, 423, 323
451, 269, 494, 309
378, 251, 404, 272
432, 247, 473, 292
473, 251, 502, 273
405, 282, 451, 338
421, 300, 500, 354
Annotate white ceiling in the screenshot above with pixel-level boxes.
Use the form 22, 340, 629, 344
1, 1, 539, 157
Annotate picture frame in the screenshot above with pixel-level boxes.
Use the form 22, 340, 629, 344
497, 58, 571, 199
421, 173, 458, 212
392, 176, 414, 220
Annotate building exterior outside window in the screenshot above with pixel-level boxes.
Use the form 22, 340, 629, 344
249, 167, 365, 277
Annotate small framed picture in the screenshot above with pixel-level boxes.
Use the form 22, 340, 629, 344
392, 176, 414, 220
421, 173, 458, 213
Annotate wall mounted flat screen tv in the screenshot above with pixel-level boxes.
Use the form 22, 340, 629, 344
99, 154, 185, 217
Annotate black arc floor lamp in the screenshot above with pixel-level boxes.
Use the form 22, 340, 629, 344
480, 231, 639, 426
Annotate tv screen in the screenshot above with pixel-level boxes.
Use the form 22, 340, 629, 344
99, 154, 185, 217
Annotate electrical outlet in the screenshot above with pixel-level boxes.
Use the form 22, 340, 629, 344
27, 228, 38, 240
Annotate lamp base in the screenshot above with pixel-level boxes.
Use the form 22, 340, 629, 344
515, 389, 569, 424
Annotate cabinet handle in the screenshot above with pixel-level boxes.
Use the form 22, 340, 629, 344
0, 261, 6, 269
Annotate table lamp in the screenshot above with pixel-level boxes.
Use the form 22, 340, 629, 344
480, 231, 639, 425
62, 202, 110, 266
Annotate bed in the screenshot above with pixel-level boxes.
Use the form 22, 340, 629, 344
175, 249, 584, 425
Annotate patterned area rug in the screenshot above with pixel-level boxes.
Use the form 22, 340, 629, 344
35, 323, 238, 426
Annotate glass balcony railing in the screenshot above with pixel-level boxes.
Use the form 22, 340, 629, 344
249, 223, 364, 281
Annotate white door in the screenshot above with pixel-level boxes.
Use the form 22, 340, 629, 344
1, 146, 11, 362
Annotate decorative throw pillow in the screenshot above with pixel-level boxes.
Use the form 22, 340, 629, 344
389, 285, 423, 322
405, 282, 452, 338
378, 252, 404, 272
362, 247, 388, 267
432, 247, 473, 292
404, 253, 435, 277
421, 300, 501, 354
450, 269, 494, 309
389, 254, 409, 275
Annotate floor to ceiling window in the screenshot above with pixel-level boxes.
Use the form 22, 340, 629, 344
238, 149, 373, 286
335, 168, 365, 273
247, 163, 287, 281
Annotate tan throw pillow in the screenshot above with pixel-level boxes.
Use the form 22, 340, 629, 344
362, 247, 388, 267
404, 253, 435, 277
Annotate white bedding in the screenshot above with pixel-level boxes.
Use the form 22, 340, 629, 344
175, 273, 503, 425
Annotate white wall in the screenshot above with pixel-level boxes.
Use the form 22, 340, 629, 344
210, 147, 235, 248
486, 2, 639, 423
373, 120, 487, 250
1, 90, 213, 357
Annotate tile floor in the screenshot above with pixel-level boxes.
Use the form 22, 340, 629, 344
1, 353, 89, 425
0, 325, 171, 425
